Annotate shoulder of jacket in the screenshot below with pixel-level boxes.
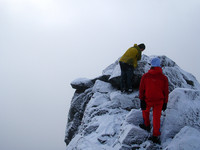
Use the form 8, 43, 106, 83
127, 47, 138, 54
142, 72, 149, 78
158, 74, 168, 82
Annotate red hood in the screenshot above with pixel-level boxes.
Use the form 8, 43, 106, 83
148, 67, 163, 74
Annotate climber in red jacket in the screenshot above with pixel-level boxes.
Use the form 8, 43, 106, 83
139, 57, 169, 144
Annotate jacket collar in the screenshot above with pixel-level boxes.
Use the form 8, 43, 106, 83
148, 67, 163, 74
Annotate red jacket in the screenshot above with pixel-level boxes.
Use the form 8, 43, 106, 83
139, 67, 169, 104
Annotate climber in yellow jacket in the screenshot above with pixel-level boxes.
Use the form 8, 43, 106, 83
119, 43, 145, 93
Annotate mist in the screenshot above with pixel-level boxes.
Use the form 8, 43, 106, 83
0, 0, 200, 150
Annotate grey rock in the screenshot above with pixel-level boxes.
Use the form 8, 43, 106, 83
65, 88, 93, 145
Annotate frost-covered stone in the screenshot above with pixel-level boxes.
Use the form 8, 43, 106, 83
116, 125, 149, 148
161, 88, 200, 143
102, 59, 120, 76
163, 126, 200, 150
125, 109, 143, 126
71, 78, 93, 91
110, 91, 140, 110
66, 134, 112, 150
65, 88, 93, 145
92, 80, 114, 93
86, 92, 110, 109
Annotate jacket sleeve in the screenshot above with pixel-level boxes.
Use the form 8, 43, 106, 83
164, 77, 169, 103
133, 49, 139, 68
139, 76, 145, 101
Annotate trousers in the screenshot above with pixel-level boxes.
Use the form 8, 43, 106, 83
142, 101, 163, 136
119, 61, 134, 91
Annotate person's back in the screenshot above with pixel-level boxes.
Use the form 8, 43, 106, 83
119, 46, 138, 67
119, 44, 143, 68
140, 67, 168, 103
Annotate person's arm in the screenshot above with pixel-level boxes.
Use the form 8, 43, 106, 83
133, 49, 139, 68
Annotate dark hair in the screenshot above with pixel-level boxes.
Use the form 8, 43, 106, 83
138, 43, 145, 50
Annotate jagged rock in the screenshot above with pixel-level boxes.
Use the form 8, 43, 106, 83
116, 125, 149, 147
66, 134, 109, 150
161, 88, 200, 143
91, 75, 110, 83
163, 126, 200, 150
125, 109, 143, 126
92, 80, 114, 93
84, 125, 99, 136
65, 55, 200, 149
110, 91, 140, 110
65, 88, 93, 145
71, 78, 93, 93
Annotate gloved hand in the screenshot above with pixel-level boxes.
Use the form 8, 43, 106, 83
140, 100, 146, 110
162, 103, 167, 111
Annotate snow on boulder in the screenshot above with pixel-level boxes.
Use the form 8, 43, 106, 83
161, 88, 200, 143
102, 58, 120, 76
110, 91, 140, 111
113, 124, 149, 150
71, 78, 93, 91
66, 134, 112, 150
163, 126, 200, 150
85, 92, 110, 109
124, 109, 143, 126
163, 66, 200, 92
92, 80, 114, 93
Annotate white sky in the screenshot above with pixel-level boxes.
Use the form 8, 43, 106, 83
0, 0, 200, 150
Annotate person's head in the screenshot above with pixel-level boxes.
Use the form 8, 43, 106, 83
138, 43, 145, 51
151, 57, 161, 67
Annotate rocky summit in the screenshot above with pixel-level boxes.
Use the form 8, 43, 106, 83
65, 55, 200, 150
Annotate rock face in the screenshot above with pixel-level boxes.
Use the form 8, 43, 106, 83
65, 55, 200, 150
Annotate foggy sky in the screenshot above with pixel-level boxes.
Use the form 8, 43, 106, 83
0, 0, 200, 150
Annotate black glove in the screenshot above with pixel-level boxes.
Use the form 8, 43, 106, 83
140, 100, 146, 110
162, 103, 167, 111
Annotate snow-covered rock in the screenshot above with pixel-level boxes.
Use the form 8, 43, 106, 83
163, 126, 200, 150
113, 124, 149, 150
92, 80, 114, 93
71, 78, 93, 92
161, 88, 200, 143
65, 55, 200, 150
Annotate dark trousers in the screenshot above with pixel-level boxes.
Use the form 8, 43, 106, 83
119, 61, 134, 91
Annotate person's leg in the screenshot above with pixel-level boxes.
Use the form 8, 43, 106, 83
152, 102, 163, 137
119, 62, 127, 92
142, 104, 152, 127
126, 65, 134, 91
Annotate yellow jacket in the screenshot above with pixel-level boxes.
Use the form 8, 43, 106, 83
119, 44, 142, 68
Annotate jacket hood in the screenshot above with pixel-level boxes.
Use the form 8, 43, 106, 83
148, 67, 163, 74
134, 44, 140, 51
